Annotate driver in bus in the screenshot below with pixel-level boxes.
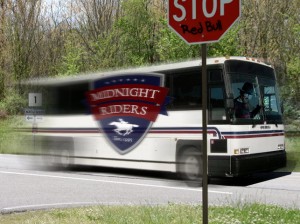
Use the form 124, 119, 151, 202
234, 82, 261, 119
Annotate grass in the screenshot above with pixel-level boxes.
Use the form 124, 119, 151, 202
0, 204, 299, 224
282, 136, 300, 172
0, 117, 31, 154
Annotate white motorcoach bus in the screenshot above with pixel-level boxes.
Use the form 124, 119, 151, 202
23, 57, 286, 180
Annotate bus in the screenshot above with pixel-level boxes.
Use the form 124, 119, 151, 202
23, 56, 286, 181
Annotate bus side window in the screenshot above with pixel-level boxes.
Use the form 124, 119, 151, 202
209, 87, 226, 121
46, 83, 89, 115
171, 72, 202, 109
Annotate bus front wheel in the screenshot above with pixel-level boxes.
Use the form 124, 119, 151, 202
178, 147, 203, 183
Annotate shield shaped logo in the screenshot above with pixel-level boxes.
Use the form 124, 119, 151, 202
86, 73, 169, 154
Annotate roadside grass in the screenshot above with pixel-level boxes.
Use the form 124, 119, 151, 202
0, 117, 31, 154
281, 136, 300, 172
0, 117, 19, 154
1, 204, 300, 224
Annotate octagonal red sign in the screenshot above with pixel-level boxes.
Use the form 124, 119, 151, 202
168, 0, 241, 44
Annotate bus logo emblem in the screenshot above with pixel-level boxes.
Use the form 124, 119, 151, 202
109, 119, 139, 136
86, 73, 169, 154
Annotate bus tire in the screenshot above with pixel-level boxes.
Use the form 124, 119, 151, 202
58, 147, 73, 169
41, 139, 58, 169
178, 147, 203, 184
42, 150, 57, 170
42, 137, 73, 170
55, 140, 74, 169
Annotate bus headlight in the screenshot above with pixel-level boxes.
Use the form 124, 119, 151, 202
234, 148, 250, 155
240, 148, 250, 154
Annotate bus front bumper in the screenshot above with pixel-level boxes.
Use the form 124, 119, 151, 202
208, 150, 287, 177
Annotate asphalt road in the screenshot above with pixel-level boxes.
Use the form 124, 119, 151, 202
0, 154, 299, 214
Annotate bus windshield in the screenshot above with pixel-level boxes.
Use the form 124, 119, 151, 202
225, 60, 283, 124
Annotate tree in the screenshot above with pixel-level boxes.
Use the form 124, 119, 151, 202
208, 24, 243, 57
113, 0, 165, 66
236, 1, 296, 70
157, 18, 201, 62
57, 31, 85, 76
66, 0, 120, 70
0, 0, 7, 99
5, 0, 42, 82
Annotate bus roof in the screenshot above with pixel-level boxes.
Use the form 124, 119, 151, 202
22, 56, 272, 86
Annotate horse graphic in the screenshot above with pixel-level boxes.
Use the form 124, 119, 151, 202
109, 119, 139, 136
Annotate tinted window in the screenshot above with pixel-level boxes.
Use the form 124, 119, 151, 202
209, 69, 223, 82
225, 60, 274, 79
166, 70, 202, 109
209, 86, 226, 120
165, 68, 224, 110
45, 83, 89, 115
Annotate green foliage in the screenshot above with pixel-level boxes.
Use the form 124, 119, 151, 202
286, 57, 300, 99
86, 35, 116, 69
56, 33, 86, 77
114, 0, 153, 65
0, 117, 28, 154
113, 0, 165, 66
283, 137, 300, 172
281, 57, 300, 127
208, 25, 243, 57
157, 19, 201, 61
0, 90, 26, 116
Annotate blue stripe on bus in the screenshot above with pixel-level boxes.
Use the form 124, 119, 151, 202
25, 127, 284, 139
221, 130, 284, 139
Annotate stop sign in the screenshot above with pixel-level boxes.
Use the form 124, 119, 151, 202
168, 0, 241, 44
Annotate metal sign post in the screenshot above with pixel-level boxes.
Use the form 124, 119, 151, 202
201, 44, 208, 224
26, 93, 44, 152
167, 1, 242, 223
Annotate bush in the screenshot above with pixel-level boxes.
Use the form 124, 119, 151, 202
0, 90, 26, 116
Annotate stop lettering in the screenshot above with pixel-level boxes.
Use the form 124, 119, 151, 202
168, 0, 241, 44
